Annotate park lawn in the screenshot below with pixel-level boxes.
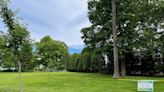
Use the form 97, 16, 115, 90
0, 72, 163, 92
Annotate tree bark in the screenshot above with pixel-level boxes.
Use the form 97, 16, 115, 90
112, 0, 120, 78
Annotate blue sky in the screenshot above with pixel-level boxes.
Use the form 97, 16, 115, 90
0, 0, 91, 53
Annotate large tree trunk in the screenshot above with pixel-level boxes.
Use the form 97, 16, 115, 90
112, 0, 120, 78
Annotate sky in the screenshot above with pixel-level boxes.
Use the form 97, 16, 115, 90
0, 0, 91, 54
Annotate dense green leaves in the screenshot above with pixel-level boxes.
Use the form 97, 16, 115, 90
78, 0, 164, 76
0, 1, 33, 72
35, 36, 68, 70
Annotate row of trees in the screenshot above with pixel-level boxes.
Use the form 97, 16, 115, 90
67, 0, 164, 76
0, 0, 163, 78
0, 1, 68, 72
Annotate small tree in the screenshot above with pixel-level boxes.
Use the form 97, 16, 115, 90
0, 2, 32, 92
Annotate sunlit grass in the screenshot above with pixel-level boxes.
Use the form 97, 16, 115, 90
0, 72, 163, 92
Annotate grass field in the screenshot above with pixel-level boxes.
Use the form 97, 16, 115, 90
0, 72, 164, 92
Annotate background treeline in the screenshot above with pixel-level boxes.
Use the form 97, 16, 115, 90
66, 48, 164, 76
0, 0, 164, 77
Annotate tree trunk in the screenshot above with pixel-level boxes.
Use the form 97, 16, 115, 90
18, 60, 22, 92
103, 53, 109, 65
112, 0, 120, 78
121, 60, 126, 77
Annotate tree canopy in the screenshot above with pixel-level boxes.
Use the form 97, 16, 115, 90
78, 0, 164, 76
35, 36, 68, 70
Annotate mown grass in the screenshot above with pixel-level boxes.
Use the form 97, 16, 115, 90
0, 72, 163, 92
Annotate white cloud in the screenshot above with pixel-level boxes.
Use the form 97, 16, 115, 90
9, 0, 91, 47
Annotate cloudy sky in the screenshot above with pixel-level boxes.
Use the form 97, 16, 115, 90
0, 0, 91, 53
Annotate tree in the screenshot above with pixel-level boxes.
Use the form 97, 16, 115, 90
0, 31, 14, 70
35, 36, 68, 71
0, 31, 5, 66
20, 40, 33, 71
82, 0, 164, 76
0, 2, 32, 92
66, 53, 80, 71
112, 0, 120, 78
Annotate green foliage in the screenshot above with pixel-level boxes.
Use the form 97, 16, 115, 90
20, 40, 33, 71
86, 0, 164, 53
0, 2, 33, 71
78, 0, 164, 75
66, 54, 80, 71
0, 31, 15, 69
66, 51, 107, 73
35, 36, 68, 70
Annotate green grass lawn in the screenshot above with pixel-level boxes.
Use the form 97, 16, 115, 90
0, 72, 163, 92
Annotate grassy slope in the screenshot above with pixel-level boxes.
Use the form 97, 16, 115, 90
0, 72, 163, 92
